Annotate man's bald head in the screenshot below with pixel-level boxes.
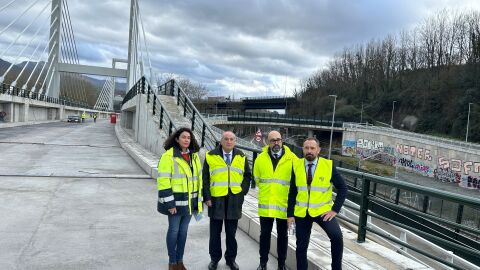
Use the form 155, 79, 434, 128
267, 130, 282, 153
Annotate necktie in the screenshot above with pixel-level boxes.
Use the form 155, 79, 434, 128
225, 153, 231, 165
307, 163, 313, 186
273, 154, 278, 159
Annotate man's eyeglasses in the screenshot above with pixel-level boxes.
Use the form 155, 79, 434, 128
269, 138, 282, 144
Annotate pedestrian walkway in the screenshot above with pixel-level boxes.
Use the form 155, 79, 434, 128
0, 121, 277, 269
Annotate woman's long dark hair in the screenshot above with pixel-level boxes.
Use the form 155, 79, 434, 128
163, 127, 200, 152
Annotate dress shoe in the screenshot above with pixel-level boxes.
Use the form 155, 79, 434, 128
226, 261, 239, 270
177, 261, 186, 270
208, 261, 218, 270
257, 263, 267, 270
168, 263, 177, 270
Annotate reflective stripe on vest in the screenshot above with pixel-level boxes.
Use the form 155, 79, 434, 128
206, 152, 245, 197
259, 178, 290, 186
293, 158, 334, 218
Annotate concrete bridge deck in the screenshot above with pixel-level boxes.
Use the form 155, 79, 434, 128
0, 120, 278, 269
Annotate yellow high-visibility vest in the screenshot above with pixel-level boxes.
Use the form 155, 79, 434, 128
206, 152, 245, 197
293, 157, 333, 217
254, 146, 297, 219
157, 148, 203, 214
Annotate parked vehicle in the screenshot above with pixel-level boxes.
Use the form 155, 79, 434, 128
67, 115, 81, 123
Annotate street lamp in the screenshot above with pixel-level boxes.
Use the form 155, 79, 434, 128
466, 102, 473, 142
360, 102, 364, 124
390, 100, 397, 128
328, 94, 337, 159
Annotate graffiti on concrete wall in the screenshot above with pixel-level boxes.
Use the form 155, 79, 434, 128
461, 176, 480, 190
438, 157, 480, 175
357, 139, 384, 150
341, 140, 356, 157
396, 143, 432, 161
433, 168, 461, 183
398, 158, 433, 176
357, 149, 396, 166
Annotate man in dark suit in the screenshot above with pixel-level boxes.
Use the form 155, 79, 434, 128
203, 131, 252, 270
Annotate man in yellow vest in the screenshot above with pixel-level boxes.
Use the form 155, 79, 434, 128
254, 130, 297, 270
203, 131, 252, 270
81, 112, 86, 123
287, 137, 347, 270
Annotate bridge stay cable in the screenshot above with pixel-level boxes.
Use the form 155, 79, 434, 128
1, 2, 50, 85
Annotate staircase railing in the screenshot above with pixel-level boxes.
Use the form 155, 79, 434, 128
123, 77, 177, 137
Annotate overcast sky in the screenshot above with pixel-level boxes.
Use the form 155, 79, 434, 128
2, 0, 480, 97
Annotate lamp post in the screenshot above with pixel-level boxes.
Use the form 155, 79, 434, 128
360, 102, 364, 124
328, 94, 337, 159
466, 102, 473, 142
390, 100, 397, 128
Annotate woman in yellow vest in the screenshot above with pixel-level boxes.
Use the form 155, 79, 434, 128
157, 127, 203, 270
287, 138, 348, 270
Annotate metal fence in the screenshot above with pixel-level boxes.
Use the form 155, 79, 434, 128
1, 83, 91, 109
127, 76, 480, 269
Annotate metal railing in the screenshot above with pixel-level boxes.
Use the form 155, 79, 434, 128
142, 77, 480, 268
122, 77, 178, 138
336, 167, 480, 269
1, 82, 91, 108
213, 111, 345, 128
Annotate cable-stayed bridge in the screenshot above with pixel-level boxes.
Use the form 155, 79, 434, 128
0, 1, 479, 269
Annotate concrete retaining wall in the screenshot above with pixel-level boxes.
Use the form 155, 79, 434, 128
342, 126, 480, 191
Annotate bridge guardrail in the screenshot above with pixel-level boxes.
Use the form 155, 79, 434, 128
336, 167, 480, 269
217, 111, 345, 128
1, 83, 91, 109
149, 77, 480, 268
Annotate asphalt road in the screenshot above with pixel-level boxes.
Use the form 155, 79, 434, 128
0, 120, 277, 270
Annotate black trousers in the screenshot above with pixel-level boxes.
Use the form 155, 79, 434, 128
209, 218, 239, 263
259, 217, 288, 266
295, 215, 343, 270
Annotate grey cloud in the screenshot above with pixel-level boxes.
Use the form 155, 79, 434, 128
1, 0, 479, 97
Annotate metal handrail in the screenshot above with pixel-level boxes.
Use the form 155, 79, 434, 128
337, 167, 480, 269
1, 82, 92, 109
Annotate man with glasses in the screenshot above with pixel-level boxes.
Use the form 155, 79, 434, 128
254, 130, 298, 270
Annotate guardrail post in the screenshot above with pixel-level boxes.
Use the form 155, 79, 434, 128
201, 122, 206, 147
141, 77, 146, 94
372, 182, 377, 196
184, 96, 187, 116
191, 110, 196, 131
176, 87, 180, 105
422, 195, 429, 213
159, 107, 164, 129
357, 175, 370, 243
169, 80, 175, 96
455, 204, 464, 236
152, 95, 156, 115
395, 188, 401, 204
168, 121, 173, 135
147, 85, 150, 103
